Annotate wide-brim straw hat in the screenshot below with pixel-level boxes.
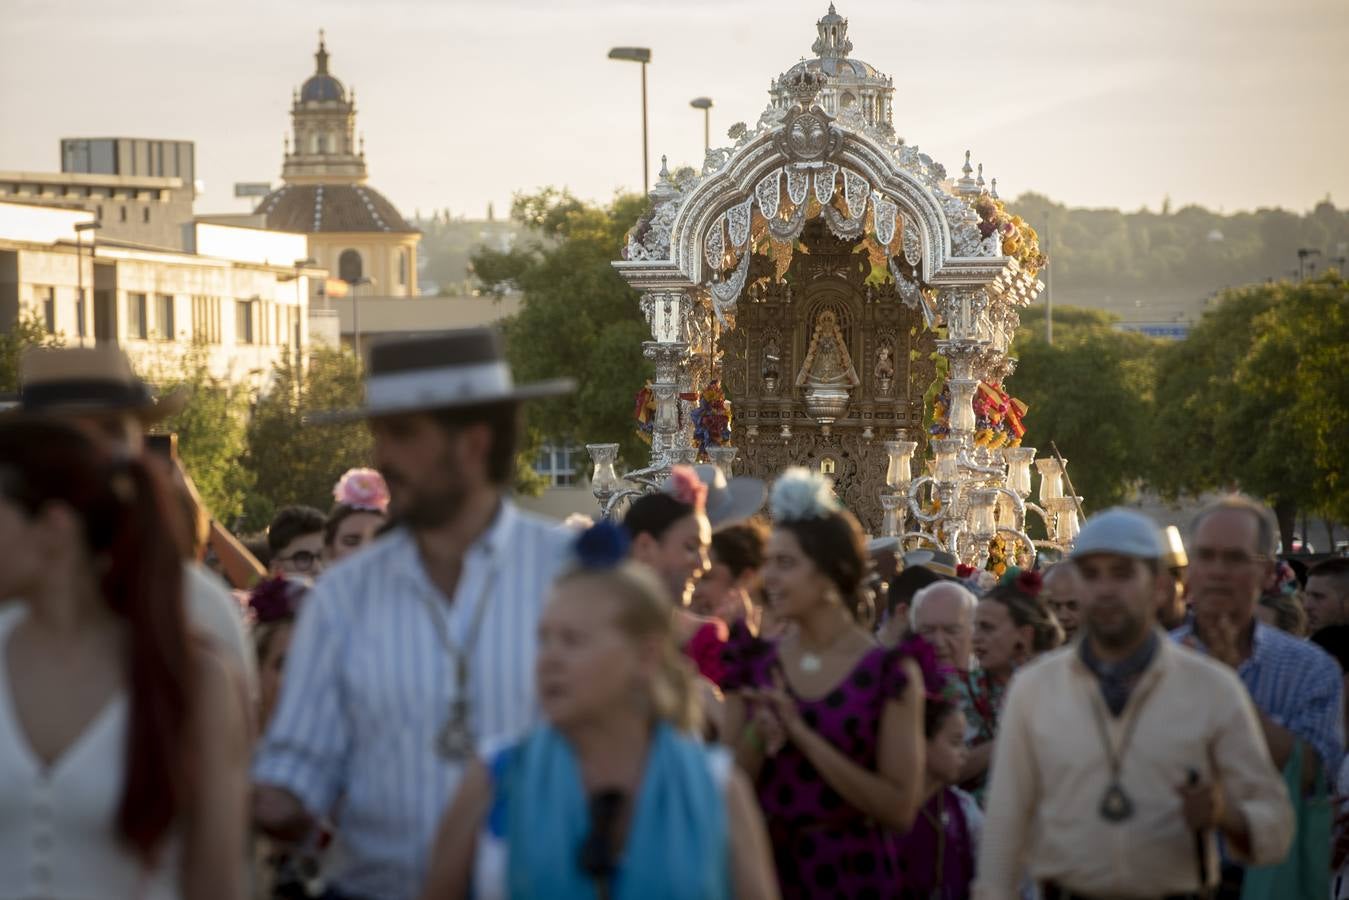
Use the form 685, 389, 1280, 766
7, 345, 187, 423
311, 328, 574, 424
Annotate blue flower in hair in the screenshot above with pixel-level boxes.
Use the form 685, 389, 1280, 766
575, 520, 631, 569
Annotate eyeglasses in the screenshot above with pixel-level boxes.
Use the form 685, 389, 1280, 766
276, 550, 320, 572
1191, 547, 1269, 567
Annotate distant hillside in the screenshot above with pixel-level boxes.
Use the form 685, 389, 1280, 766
1010, 193, 1349, 323
413, 195, 1349, 317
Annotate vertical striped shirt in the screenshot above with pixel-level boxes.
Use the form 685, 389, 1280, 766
1171, 620, 1345, 776
252, 499, 573, 900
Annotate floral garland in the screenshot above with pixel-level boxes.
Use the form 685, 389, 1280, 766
974, 381, 1028, 449
973, 195, 1048, 274
690, 380, 733, 453
987, 534, 1012, 577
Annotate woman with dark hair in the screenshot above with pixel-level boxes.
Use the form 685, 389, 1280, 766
0, 417, 247, 898
623, 466, 728, 684
721, 467, 929, 899
690, 519, 769, 629
324, 468, 390, 565
964, 569, 1064, 801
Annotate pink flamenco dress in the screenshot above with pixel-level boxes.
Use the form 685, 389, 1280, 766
721, 622, 940, 899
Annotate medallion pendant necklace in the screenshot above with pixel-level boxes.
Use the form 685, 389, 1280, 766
421, 565, 497, 761
1086, 677, 1158, 823
798, 612, 864, 673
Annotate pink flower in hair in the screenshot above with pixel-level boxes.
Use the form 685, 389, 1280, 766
333, 467, 390, 514
664, 465, 708, 512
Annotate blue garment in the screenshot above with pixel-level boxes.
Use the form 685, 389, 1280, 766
1172, 620, 1344, 775
495, 723, 731, 900
252, 501, 574, 900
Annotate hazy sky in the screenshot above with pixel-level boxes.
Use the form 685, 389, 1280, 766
3, 0, 1347, 221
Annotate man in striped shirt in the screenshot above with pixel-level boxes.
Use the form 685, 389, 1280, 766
252, 330, 575, 900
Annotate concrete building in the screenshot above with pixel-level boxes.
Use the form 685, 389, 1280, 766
0, 169, 195, 250
254, 34, 420, 303
0, 199, 316, 390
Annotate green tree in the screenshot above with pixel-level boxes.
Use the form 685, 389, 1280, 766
474, 188, 654, 470
0, 313, 63, 393
147, 343, 254, 527
1009, 306, 1160, 510
240, 346, 371, 532
1152, 273, 1349, 547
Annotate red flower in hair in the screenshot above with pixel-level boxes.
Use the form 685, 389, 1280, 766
956, 563, 977, 578
1015, 569, 1044, 598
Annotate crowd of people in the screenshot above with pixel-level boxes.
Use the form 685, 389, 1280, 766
1, 327, 1348, 900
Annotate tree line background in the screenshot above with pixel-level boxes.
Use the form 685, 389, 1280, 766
2, 190, 1346, 548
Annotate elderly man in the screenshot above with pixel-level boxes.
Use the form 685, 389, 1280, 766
252, 328, 575, 900
1042, 563, 1085, 642
977, 508, 1292, 900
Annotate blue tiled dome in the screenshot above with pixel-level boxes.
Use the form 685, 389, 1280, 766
301, 73, 345, 103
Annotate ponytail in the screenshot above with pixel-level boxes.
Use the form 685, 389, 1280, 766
103, 460, 197, 865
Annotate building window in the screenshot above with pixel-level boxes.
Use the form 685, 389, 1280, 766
338, 249, 363, 283
533, 443, 579, 487
39, 286, 56, 334
156, 293, 174, 339
397, 248, 408, 286
192, 295, 220, 344
119, 206, 128, 223
130, 292, 149, 340
96, 205, 103, 220
142, 207, 150, 224
235, 300, 255, 344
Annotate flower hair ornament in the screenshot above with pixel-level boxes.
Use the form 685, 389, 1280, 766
998, 566, 1044, 598
770, 466, 841, 522
247, 576, 309, 626
662, 465, 708, 513
574, 519, 631, 570
333, 467, 390, 514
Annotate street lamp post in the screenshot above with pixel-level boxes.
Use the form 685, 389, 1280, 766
1297, 247, 1322, 281
74, 220, 102, 347
349, 276, 373, 360
608, 47, 652, 195
690, 97, 713, 156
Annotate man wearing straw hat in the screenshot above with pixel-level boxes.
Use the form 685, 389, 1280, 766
11, 345, 255, 695
252, 328, 575, 900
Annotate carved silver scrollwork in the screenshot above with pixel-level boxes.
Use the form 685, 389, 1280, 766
814, 163, 839, 205
755, 169, 783, 220
766, 203, 807, 242
786, 167, 811, 206
710, 248, 751, 322
823, 202, 866, 240
843, 168, 870, 219
890, 257, 923, 312
727, 198, 753, 248
901, 213, 923, 267
704, 215, 726, 270
872, 192, 898, 247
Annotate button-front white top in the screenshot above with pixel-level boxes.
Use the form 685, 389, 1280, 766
0, 604, 181, 900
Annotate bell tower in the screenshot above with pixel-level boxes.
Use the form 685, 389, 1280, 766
282, 31, 367, 185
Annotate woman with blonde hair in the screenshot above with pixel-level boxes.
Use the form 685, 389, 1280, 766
419, 522, 778, 900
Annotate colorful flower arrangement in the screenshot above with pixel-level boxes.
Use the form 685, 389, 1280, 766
690, 380, 733, 453
973, 195, 1048, 275
986, 534, 1012, 578
973, 382, 1028, 449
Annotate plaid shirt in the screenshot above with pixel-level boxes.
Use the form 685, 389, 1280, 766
1172, 620, 1344, 775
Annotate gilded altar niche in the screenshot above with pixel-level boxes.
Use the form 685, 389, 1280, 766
721, 219, 938, 532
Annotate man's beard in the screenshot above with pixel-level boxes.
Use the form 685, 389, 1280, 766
383, 469, 467, 530
1086, 606, 1148, 650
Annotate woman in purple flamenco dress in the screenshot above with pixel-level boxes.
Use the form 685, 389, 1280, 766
722, 468, 941, 899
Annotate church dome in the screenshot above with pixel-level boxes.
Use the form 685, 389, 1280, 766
256, 183, 417, 234
299, 34, 345, 103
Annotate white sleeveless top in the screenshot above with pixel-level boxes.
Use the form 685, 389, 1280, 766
0, 605, 182, 900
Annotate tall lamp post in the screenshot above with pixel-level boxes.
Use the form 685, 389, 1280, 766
349, 276, 373, 360
690, 97, 713, 155
608, 47, 652, 195
74, 220, 102, 347
1297, 247, 1322, 281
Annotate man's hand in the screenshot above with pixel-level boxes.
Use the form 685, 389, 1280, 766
253, 784, 317, 844
1177, 777, 1226, 831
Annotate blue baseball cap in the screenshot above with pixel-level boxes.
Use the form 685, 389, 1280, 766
1070, 507, 1165, 560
